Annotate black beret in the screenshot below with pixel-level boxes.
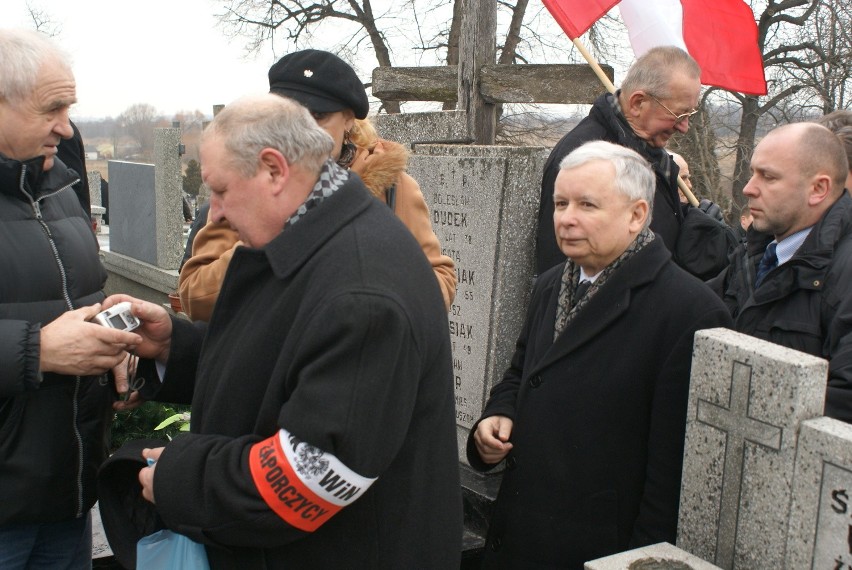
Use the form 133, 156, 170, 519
268, 49, 369, 119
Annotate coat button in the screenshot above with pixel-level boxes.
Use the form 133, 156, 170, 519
506, 456, 517, 470
490, 537, 503, 551
529, 375, 542, 388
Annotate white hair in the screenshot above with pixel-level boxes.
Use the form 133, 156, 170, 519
0, 28, 72, 103
203, 94, 335, 177
558, 140, 655, 229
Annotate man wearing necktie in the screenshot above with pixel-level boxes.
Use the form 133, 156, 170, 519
710, 122, 852, 423
467, 141, 731, 569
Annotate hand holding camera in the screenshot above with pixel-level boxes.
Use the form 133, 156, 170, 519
93, 302, 141, 332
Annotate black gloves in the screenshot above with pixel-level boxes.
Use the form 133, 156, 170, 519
698, 199, 725, 223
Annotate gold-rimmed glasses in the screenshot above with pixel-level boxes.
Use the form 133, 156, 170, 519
647, 93, 699, 125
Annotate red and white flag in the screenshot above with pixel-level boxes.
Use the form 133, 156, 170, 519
542, 0, 767, 95
541, 0, 619, 39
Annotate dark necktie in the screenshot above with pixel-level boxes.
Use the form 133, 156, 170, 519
754, 242, 778, 287
575, 279, 591, 301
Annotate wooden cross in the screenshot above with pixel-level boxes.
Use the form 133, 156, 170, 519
372, 0, 613, 144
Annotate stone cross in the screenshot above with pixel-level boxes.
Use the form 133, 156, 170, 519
695, 361, 783, 567
678, 328, 827, 569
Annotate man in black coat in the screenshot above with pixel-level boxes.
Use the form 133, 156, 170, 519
105, 94, 462, 568
709, 122, 852, 422
469, 141, 732, 569
536, 46, 734, 280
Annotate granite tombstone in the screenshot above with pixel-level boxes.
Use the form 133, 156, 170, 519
788, 416, 852, 569
677, 328, 827, 569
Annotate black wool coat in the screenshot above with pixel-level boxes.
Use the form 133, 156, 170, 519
468, 238, 732, 569
146, 176, 462, 569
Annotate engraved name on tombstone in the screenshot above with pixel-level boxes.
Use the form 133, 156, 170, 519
405, 145, 546, 453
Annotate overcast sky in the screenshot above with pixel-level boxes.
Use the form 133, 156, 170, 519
7, 0, 277, 119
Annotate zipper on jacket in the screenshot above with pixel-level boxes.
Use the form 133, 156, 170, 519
20, 164, 86, 517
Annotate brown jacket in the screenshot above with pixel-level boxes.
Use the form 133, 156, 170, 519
179, 139, 456, 321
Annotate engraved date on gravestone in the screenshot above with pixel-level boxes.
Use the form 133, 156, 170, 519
814, 462, 852, 569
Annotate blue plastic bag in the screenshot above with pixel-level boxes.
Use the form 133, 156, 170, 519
136, 529, 210, 570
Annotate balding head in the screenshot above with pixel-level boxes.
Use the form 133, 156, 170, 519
779, 123, 848, 196
745, 122, 848, 240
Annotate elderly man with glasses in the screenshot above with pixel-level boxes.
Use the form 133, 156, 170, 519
535, 46, 734, 280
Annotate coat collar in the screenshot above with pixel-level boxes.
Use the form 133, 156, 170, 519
0, 153, 79, 202
262, 175, 374, 281
530, 238, 672, 374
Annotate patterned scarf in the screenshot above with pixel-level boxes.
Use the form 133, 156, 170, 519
284, 159, 350, 228
553, 228, 655, 341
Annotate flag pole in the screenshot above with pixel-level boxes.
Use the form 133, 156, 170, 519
571, 38, 700, 207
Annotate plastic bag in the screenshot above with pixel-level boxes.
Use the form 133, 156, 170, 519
136, 529, 210, 570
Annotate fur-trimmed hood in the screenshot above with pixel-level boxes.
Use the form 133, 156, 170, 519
348, 138, 410, 199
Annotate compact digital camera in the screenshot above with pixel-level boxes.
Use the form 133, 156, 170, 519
94, 302, 140, 332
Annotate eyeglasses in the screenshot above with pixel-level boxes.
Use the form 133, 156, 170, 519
647, 93, 699, 124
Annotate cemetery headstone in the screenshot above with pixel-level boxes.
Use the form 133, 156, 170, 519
101, 127, 183, 304
106, 127, 183, 270
677, 328, 827, 569
405, 144, 548, 450
402, 143, 547, 553
787, 416, 852, 569
108, 160, 157, 263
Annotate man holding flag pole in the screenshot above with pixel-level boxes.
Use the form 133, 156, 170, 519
536, 0, 765, 279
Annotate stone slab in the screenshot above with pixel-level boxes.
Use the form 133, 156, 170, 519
101, 250, 178, 307
374, 111, 473, 145
88, 170, 102, 207
405, 145, 547, 460
152, 128, 184, 270
677, 328, 827, 569
787, 416, 852, 569
584, 542, 722, 570
106, 128, 184, 270
108, 160, 157, 264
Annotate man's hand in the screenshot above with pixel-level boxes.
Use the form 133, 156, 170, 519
139, 446, 165, 504
39, 305, 141, 376
473, 415, 514, 465
698, 199, 725, 223
102, 295, 173, 362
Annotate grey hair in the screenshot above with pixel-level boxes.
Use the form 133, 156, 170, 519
0, 28, 72, 103
203, 94, 335, 177
621, 46, 700, 99
558, 140, 655, 229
